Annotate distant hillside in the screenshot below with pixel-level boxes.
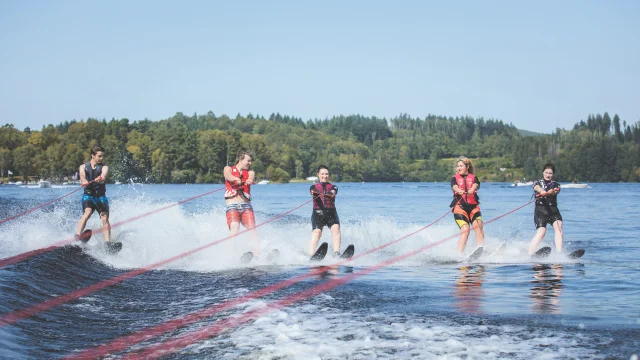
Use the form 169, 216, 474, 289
518, 129, 546, 137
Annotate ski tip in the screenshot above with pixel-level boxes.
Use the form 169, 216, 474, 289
239, 251, 253, 264
492, 242, 507, 255
266, 249, 280, 262
532, 246, 552, 258
465, 246, 484, 263
340, 244, 355, 259
77, 229, 92, 243
568, 249, 585, 259
310, 242, 328, 262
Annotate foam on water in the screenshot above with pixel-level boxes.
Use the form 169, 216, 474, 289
175, 298, 608, 359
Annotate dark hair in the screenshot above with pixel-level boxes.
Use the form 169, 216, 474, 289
91, 145, 104, 155
542, 163, 555, 173
317, 165, 329, 174
235, 150, 252, 163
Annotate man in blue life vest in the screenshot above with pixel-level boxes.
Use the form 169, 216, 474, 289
75, 145, 112, 244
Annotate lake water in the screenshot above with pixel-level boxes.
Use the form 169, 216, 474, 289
0, 182, 639, 359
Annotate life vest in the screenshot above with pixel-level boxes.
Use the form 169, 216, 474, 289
84, 162, 106, 197
312, 182, 337, 210
534, 179, 559, 206
452, 173, 478, 205
225, 166, 251, 200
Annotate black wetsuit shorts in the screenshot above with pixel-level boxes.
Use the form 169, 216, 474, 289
534, 205, 562, 229
311, 208, 340, 230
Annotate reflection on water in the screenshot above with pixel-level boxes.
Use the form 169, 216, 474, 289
454, 265, 485, 314
309, 264, 353, 279
530, 264, 564, 314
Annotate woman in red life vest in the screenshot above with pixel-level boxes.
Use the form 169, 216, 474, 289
528, 163, 563, 255
309, 165, 342, 257
223, 150, 257, 252
450, 157, 484, 256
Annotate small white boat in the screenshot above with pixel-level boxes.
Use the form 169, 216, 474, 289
115, 181, 122, 185
15, 181, 23, 186
257, 180, 270, 185
306, 176, 319, 182
511, 181, 533, 187
562, 183, 588, 189
38, 180, 52, 188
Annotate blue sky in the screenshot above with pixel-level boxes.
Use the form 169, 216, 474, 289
1, 0, 638, 133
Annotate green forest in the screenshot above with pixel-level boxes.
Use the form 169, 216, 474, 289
1, 111, 639, 183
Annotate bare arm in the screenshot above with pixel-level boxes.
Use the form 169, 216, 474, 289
452, 185, 465, 195
98, 166, 108, 183
533, 184, 546, 196
79, 164, 88, 185
245, 170, 255, 185
223, 166, 241, 184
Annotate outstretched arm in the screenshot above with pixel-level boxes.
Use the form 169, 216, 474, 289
245, 170, 255, 185
79, 164, 88, 185
223, 166, 241, 184
97, 166, 109, 183
533, 184, 547, 196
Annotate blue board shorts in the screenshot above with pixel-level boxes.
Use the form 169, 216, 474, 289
82, 194, 110, 215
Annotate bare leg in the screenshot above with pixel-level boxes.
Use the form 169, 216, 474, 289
229, 221, 240, 254
248, 229, 260, 256
76, 208, 94, 236
229, 222, 240, 236
100, 212, 111, 242
552, 220, 563, 252
528, 227, 547, 255
471, 220, 484, 247
309, 229, 322, 256
457, 224, 471, 254
243, 213, 260, 256
330, 224, 341, 254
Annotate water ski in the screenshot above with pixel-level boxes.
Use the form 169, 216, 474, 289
310, 242, 328, 262
76, 229, 92, 244
488, 242, 506, 257
239, 252, 253, 264
462, 246, 483, 263
105, 241, 123, 254
532, 246, 551, 259
266, 249, 280, 263
340, 244, 355, 259
568, 249, 585, 259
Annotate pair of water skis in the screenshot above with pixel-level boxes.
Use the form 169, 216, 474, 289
72, 229, 123, 254
239, 242, 355, 264
457, 242, 585, 264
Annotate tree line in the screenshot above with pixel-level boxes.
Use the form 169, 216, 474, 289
1, 111, 639, 183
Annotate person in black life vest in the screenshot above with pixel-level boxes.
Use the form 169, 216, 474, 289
309, 165, 342, 257
75, 145, 111, 243
528, 163, 563, 255
223, 150, 258, 254
450, 157, 484, 256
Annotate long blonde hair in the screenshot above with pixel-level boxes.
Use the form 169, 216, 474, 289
455, 157, 474, 174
